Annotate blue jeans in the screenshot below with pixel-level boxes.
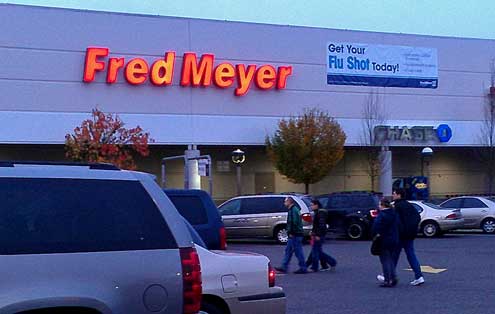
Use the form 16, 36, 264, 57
394, 239, 423, 279
311, 238, 337, 271
281, 236, 307, 271
380, 248, 397, 282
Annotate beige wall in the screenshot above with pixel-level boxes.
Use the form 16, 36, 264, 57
0, 144, 488, 201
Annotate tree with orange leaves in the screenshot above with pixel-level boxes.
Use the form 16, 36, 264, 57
65, 108, 153, 170
266, 108, 346, 194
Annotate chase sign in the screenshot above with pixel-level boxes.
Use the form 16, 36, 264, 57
374, 124, 452, 143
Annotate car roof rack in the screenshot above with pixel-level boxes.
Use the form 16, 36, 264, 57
0, 161, 120, 170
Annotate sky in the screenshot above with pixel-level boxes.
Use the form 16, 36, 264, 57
2, 0, 495, 40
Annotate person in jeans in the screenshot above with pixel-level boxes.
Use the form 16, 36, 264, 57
275, 197, 307, 274
372, 198, 400, 287
392, 188, 425, 286
307, 199, 337, 272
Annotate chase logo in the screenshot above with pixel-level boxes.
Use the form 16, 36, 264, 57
436, 124, 452, 143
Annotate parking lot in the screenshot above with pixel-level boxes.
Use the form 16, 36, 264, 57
228, 233, 495, 314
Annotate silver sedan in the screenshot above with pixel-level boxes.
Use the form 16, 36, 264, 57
439, 196, 495, 233
409, 201, 465, 237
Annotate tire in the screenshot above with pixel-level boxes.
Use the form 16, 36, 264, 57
346, 221, 365, 240
421, 221, 440, 237
201, 302, 224, 314
481, 218, 495, 233
274, 225, 288, 244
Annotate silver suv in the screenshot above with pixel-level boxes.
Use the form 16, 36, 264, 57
218, 194, 313, 244
0, 161, 201, 314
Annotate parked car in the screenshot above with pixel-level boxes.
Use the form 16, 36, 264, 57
164, 189, 227, 250
316, 191, 380, 240
182, 218, 286, 314
409, 201, 465, 237
218, 194, 313, 244
0, 161, 201, 314
439, 196, 495, 233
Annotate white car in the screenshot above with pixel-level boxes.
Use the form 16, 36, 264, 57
183, 219, 286, 314
440, 196, 495, 233
409, 201, 465, 237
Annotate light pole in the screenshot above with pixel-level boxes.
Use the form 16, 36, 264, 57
232, 149, 246, 196
421, 147, 433, 197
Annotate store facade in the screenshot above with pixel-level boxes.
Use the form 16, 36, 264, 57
1, 4, 494, 201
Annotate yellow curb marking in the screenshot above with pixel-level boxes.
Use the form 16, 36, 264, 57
405, 265, 447, 274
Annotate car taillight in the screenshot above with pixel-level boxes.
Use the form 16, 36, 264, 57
180, 247, 202, 314
219, 226, 227, 250
445, 213, 458, 220
268, 262, 276, 287
301, 213, 313, 223
370, 209, 379, 218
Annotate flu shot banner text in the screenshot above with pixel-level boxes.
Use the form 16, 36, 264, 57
326, 42, 438, 88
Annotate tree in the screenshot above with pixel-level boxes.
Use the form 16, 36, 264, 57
361, 89, 388, 191
65, 108, 153, 170
478, 60, 495, 193
266, 108, 346, 194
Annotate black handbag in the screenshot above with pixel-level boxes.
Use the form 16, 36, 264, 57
370, 235, 383, 256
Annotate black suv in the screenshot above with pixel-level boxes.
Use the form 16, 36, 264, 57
316, 191, 380, 240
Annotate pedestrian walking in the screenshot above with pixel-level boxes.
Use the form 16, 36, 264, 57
392, 188, 425, 286
372, 198, 400, 287
306, 199, 337, 272
275, 197, 307, 274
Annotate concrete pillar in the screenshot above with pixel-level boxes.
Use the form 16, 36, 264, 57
185, 145, 201, 190
379, 147, 393, 198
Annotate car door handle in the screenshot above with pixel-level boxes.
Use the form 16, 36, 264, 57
271, 216, 282, 219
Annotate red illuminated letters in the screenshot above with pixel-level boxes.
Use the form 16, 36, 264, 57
83, 47, 293, 96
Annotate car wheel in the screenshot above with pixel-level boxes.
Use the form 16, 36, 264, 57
421, 221, 439, 237
201, 302, 224, 314
481, 218, 495, 233
346, 221, 365, 240
274, 226, 288, 244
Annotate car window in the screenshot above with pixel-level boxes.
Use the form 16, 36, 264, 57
441, 198, 463, 208
327, 195, 353, 208
462, 198, 488, 208
182, 217, 206, 248
412, 203, 423, 214
168, 195, 208, 225
0, 178, 177, 255
219, 199, 241, 215
422, 202, 446, 210
317, 196, 329, 208
301, 196, 312, 208
241, 197, 286, 214
352, 195, 378, 208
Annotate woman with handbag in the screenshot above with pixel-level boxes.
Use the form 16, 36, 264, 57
371, 198, 400, 287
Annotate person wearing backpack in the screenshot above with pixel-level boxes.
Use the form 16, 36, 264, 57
392, 188, 425, 286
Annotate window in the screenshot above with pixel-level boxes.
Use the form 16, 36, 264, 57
327, 195, 353, 208
317, 196, 329, 208
0, 178, 176, 255
219, 199, 241, 216
441, 198, 463, 209
352, 195, 379, 208
168, 195, 208, 225
412, 204, 423, 214
241, 197, 286, 214
462, 198, 488, 208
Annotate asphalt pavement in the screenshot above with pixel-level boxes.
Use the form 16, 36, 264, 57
228, 233, 495, 314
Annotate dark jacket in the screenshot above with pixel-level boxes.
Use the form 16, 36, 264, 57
394, 199, 421, 240
311, 208, 328, 237
286, 203, 304, 236
372, 208, 399, 250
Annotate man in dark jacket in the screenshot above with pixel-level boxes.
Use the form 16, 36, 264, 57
275, 197, 307, 274
308, 199, 337, 272
392, 188, 425, 286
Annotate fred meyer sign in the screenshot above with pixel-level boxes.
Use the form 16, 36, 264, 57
83, 47, 293, 96
327, 42, 438, 88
